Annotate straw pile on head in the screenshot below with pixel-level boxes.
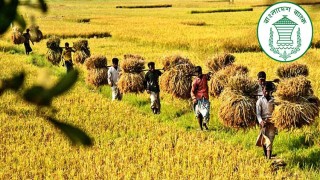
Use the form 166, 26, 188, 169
11, 26, 25, 44
29, 25, 43, 42
272, 64, 319, 129
73, 40, 91, 64
207, 53, 235, 73
118, 54, 145, 93
209, 64, 248, 97
219, 90, 257, 129
277, 63, 308, 79
160, 55, 195, 99
45, 36, 62, 65
218, 75, 259, 129
85, 55, 108, 87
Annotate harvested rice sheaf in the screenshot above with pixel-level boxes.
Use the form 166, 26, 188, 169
73, 51, 90, 64
162, 55, 192, 71
29, 25, 43, 42
272, 100, 319, 129
209, 64, 248, 97
227, 75, 259, 95
121, 55, 145, 73
11, 27, 25, 44
118, 72, 145, 93
160, 56, 195, 99
275, 76, 313, 101
87, 68, 108, 87
73, 40, 89, 51
73, 40, 91, 64
46, 48, 62, 65
85, 55, 107, 70
206, 53, 235, 73
277, 63, 308, 79
46, 36, 60, 49
219, 91, 256, 129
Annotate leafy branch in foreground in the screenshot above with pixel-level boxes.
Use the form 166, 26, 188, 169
0, 70, 93, 146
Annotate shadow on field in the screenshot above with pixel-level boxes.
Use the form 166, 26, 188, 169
0, 45, 25, 54
287, 135, 313, 150
289, 149, 320, 170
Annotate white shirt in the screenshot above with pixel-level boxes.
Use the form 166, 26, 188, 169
108, 66, 120, 86
256, 96, 275, 123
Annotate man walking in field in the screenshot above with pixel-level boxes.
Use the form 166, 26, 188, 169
191, 66, 211, 131
62, 42, 75, 72
144, 62, 162, 114
256, 82, 277, 159
108, 58, 122, 101
23, 29, 33, 55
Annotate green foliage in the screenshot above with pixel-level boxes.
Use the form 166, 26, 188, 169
0, 0, 47, 35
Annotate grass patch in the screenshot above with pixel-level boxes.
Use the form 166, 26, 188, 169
252, 2, 320, 7
76, 18, 91, 23
43, 32, 111, 39
181, 21, 206, 26
0, 45, 25, 54
191, 7, 253, 14
116, 4, 172, 9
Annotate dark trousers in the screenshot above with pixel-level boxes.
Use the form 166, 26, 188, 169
65, 61, 73, 72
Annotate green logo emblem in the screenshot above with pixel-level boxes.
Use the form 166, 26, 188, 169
257, 2, 313, 62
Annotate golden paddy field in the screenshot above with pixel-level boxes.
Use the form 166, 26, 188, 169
1, 0, 320, 179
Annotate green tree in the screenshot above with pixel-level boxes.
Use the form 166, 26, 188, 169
0, 0, 93, 146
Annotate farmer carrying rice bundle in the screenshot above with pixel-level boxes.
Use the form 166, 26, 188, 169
144, 62, 162, 114
191, 66, 212, 131
256, 82, 278, 159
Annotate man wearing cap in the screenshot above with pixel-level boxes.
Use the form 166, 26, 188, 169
191, 66, 211, 131
256, 82, 277, 159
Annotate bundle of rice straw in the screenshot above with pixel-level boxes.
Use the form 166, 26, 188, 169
121, 55, 145, 73
274, 76, 313, 101
277, 63, 308, 79
160, 55, 195, 99
118, 73, 145, 93
207, 53, 235, 73
11, 26, 25, 44
73, 40, 91, 64
118, 54, 145, 93
85, 55, 108, 87
227, 74, 259, 96
45, 36, 62, 65
209, 64, 248, 97
272, 100, 319, 129
29, 25, 43, 42
219, 90, 257, 129
162, 55, 191, 71
85, 55, 107, 70
272, 67, 319, 129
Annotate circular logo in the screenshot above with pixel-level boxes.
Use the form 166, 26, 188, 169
257, 2, 313, 62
